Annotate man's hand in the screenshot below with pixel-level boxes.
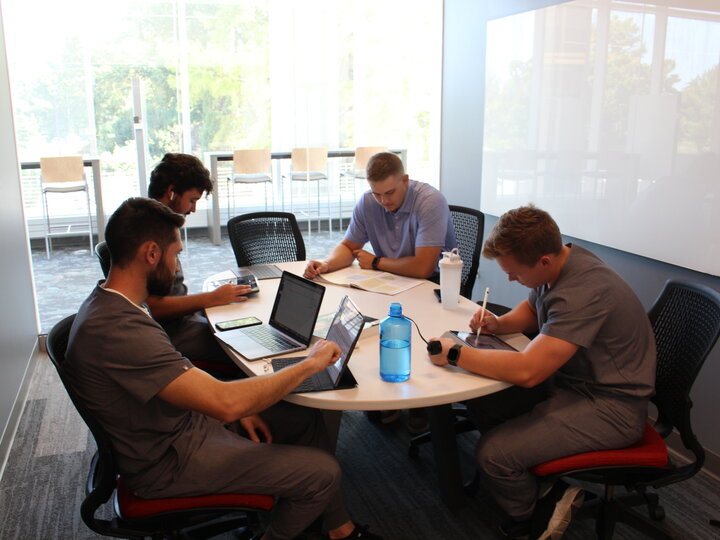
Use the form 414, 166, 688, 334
304, 260, 329, 279
239, 414, 272, 443
303, 340, 342, 373
470, 309, 500, 334
427, 337, 457, 366
207, 284, 252, 308
353, 249, 376, 269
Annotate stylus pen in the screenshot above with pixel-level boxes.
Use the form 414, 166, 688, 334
477, 287, 490, 335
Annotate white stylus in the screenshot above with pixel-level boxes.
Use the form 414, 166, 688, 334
477, 287, 490, 335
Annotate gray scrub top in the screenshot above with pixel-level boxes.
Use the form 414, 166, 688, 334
529, 244, 656, 401
64, 285, 211, 494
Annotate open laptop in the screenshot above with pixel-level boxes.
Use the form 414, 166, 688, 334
215, 271, 325, 361
272, 296, 363, 393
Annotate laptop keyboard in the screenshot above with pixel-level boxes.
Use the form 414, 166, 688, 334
271, 356, 314, 392
245, 264, 283, 280
243, 326, 298, 353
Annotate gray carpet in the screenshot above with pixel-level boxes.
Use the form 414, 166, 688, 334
4, 231, 720, 539
2, 354, 720, 539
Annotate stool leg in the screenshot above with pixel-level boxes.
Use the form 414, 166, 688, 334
85, 185, 93, 254
42, 190, 51, 259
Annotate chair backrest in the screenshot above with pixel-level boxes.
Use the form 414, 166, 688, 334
227, 212, 306, 267
354, 146, 388, 172
291, 147, 327, 172
233, 149, 271, 175
40, 156, 85, 183
448, 205, 484, 299
95, 241, 111, 278
648, 279, 720, 474
46, 314, 119, 535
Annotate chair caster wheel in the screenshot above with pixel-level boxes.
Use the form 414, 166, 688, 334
649, 505, 665, 521
408, 445, 420, 459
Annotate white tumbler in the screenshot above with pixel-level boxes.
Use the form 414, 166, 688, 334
439, 248, 463, 310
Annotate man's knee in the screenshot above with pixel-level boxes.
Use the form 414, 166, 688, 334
475, 428, 526, 481
304, 450, 342, 500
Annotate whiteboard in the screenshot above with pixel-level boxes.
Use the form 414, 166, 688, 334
481, 0, 719, 276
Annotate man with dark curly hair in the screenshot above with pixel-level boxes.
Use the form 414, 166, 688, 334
146, 153, 249, 367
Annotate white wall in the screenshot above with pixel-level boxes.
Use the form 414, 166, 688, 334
441, 0, 720, 462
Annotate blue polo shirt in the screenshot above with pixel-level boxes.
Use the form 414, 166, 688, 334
345, 180, 457, 266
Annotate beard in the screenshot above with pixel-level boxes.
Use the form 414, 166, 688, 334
147, 254, 175, 296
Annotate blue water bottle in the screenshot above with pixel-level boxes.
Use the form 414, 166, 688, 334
379, 302, 411, 382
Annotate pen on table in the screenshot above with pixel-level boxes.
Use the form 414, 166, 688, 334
477, 287, 490, 335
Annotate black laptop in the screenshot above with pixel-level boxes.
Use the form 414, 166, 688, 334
272, 296, 363, 393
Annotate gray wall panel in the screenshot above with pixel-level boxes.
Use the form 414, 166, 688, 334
0, 3, 40, 452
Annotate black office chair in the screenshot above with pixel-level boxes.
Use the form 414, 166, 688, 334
448, 205, 484, 299
94, 241, 111, 278
227, 212, 306, 267
531, 280, 720, 539
47, 315, 274, 539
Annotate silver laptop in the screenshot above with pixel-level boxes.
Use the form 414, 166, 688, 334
215, 271, 325, 361
272, 296, 364, 393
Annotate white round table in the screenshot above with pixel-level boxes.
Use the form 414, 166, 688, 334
204, 261, 528, 505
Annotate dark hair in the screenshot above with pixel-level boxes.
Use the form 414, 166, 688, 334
148, 153, 213, 199
366, 152, 404, 182
482, 205, 563, 266
105, 197, 185, 268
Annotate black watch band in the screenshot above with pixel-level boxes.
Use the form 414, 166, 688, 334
371, 256, 381, 270
448, 344, 462, 366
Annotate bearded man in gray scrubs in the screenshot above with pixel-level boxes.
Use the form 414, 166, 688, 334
65, 198, 382, 540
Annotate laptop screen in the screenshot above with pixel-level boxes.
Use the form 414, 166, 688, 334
270, 272, 326, 344
325, 296, 365, 384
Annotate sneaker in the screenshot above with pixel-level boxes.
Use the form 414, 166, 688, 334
379, 410, 401, 424
533, 483, 584, 540
406, 408, 429, 435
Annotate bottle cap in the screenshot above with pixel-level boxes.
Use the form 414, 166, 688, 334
440, 247, 462, 265
389, 302, 403, 316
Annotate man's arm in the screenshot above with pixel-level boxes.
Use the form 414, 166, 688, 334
158, 340, 341, 423
354, 246, 442, 279
470, 299, 539, 335
147, 284, 252, 320
429, 333, 578, 388
304, 239, 362, 278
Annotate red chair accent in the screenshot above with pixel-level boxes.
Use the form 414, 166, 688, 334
531, 424, 668, 477
116, 478, 274, 519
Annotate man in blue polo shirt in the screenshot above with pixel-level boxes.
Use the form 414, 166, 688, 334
305, 151, 456, 432
304, 152, 456, 280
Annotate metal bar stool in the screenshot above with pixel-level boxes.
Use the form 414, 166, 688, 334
284, 147, 328, 240
40, 156, 93, 258
227, 149, 274, 220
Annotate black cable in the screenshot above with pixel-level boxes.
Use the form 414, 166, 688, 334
404, 315, 429, 344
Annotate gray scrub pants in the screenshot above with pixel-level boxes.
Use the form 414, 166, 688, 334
145, 402, 349, 540
161, 312, 234, 365
466, 383, 648, 521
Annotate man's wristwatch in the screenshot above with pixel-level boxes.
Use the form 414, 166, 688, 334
447, 344, 463, 366
371, 256, 381, 270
